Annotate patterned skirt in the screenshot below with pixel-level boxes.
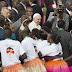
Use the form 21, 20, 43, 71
44, 60, 70, 72
3, 63, 27, 72
23, 58, 46, 72
69, 66, 72, 72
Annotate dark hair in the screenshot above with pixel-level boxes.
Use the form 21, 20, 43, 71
31, 28, 40, 39
26, 7, 33, 12
42, 26, 51, 33
52, 27, 58, 32
0, 1, 7, 7
58, 20, 65, 28
39, 30, 47, 40
4, 27, 12, 38
49, 32, 61, 44
12, 1, 19, 7
30, 0, 38, 4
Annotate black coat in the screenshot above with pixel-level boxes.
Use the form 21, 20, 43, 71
56, 30, 72, 66
17, 3, 25, 13
11, 9, 19, 22
0, 28, 4, 40
44, 0, 54, 21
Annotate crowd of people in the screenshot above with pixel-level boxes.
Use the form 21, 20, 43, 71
0, 0, 72, 72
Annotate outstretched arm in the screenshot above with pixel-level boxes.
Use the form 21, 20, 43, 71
64, 55, 72, 62
40, 29, 48, 35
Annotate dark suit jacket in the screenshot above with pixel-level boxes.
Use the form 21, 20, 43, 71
65, 9, 72, 31
17, 2, 25, 13
5, 19, 10, 23
5, 18, 12, 24
44, 0, 53, 6
11, 9, 19, 22
69, 16, 72, 30
56, 30, 72, 66
69, 39, 72, 54
0, 28, 4, 40
56, 30, 71, 58
31, 5, 43, 18
44, 0, 54, 21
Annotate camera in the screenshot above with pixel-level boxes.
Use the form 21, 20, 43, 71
57, 7, 63, 14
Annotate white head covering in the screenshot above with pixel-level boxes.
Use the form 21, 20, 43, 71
33, 13, 41, 19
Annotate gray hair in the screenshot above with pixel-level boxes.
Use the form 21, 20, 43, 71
1, 7, 9, 14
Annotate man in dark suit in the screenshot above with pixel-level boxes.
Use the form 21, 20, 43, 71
65, 1, 72, 31
44, 0, 54, 21
29, 0, 43, 26
52, 5, 69, 31
11, 1, 19, 22
1, 7, 12, 23
52, 12, 69, 30
56, 20, 72, 66
17, 0, 27, 14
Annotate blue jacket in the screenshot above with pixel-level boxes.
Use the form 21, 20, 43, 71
0, 28, 4, 40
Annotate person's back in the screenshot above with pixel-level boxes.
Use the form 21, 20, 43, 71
56, 20, 71, 59
56, 30, 70, 58
56, 20, 72, 66
21, 26, 46, 72
36, 40, 50, 53
0, 39, 24, 67
20, 27, 37, 62
21, 37, 37, 62
0, 27, 27, 72
38, 32, 70, 72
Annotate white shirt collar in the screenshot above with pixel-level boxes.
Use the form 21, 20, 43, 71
31, 4, 36, 6
0, 26, 3, 29
20, 2, 25, 6
66, 8, 71, 14
12, 8, 18, 14
7, 18, 12, 23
